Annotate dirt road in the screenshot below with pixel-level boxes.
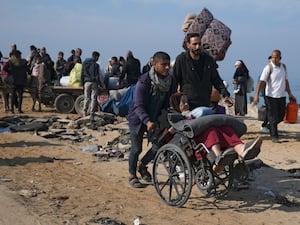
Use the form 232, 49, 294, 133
0, 95, 300, 225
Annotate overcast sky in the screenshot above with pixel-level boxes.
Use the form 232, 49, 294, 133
1, 0, 300, 89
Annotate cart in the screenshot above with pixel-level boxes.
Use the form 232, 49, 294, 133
40, 85, 84, 114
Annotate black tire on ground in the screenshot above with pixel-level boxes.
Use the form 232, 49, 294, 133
152, 143, 193, 207
54, 93, 75, 113
74, 94, 84, 115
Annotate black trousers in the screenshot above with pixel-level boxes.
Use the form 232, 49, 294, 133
11, 85, 25, 112
265, 96, 286, 138
261, 96, 269, 127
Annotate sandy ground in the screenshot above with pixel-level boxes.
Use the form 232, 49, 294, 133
0, 94, 300, 225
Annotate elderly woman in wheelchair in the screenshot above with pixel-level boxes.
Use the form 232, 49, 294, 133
151, 93, 262, 207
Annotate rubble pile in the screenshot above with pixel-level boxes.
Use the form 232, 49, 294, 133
0, 112, 132, 161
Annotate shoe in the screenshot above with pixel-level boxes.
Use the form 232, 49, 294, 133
272, 137, 280, 143
128, 177, 143, 188
215, 148, 237, 166
18, 110, 24, 114
138, 166, 152, 182
241, 137, 262, 160
261, 127, 269, 133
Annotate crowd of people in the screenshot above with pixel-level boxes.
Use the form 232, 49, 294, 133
0, 40, 296, 189
0, 44, 149, 114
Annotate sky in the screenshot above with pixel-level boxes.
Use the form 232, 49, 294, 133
1, 0, 300, 92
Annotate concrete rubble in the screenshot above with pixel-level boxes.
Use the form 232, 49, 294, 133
0, 112, 131, 161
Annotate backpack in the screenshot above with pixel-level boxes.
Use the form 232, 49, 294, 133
260, 63, 287, 96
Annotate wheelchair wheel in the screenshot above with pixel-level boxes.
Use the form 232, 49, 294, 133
152, 143, 193, 207
195, 164, 234, 198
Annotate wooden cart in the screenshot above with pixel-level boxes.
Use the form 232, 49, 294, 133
40, 86, 84, 114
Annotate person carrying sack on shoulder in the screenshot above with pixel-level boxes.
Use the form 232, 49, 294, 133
253, 49, 296, 143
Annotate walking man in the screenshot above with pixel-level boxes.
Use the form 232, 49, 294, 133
127, 51, 176, 188
173, 32, 233, 110
253, 49, 296, 143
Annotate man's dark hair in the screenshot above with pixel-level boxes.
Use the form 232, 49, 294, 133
119, 56, 125, 62
11, 50, 22, 58
152, 51, 170, 61
34, 54, 41, 61
92, 51, 100, 59
111, 56, 118, 62
186, 33, 200, 42
30, 45, 37, 51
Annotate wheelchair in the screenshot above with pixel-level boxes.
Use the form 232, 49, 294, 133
152, 113, 255, 207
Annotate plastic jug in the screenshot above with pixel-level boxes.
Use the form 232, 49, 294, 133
284, 100, 298, 123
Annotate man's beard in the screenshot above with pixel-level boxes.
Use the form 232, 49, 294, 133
191, 49, 201, 55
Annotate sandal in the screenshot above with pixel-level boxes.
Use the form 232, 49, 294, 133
240, 137, 262, 160
128, 177, 143, 188
138, 166, 152, 182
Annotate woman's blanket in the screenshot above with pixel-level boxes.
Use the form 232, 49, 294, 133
168, 114, 247, 138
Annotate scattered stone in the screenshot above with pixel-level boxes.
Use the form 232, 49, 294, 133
57, 118, 72, 123
10, 122, 48, 132
19, 189, 38, 198
0, 113, 131, 160
287, 168, 300, 179
80, 145, 100, 152
38, 132, 58, 138
275, 194, 300, 208
59, 135, 82, 142
34, 118, 50, 123
52, 195, 69, 201
48, 128, 67, 134
89, 217, 126, 225
0, 121, 10, 128
0, 178, 12, 182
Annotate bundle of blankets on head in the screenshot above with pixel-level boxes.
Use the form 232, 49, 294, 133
181, 8, 232, 61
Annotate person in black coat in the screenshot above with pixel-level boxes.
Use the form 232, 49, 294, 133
233, 60, 249, 116
4, 50, 28, 113
173, 33, 233, 110
127, 51, 176, 188
119, 50, 141, 86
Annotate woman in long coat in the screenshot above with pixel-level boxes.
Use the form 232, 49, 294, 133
233, 60, 249, 116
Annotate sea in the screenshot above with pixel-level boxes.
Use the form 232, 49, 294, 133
289, 83, 300, 103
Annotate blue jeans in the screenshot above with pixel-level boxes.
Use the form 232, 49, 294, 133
128, 124, 159, 176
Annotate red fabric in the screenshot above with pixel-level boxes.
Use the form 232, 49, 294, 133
193, 126, 243, 150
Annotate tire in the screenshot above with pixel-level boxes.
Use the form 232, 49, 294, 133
196, 164, 234, 198
54, 93, 75, 113
152, 143, 193, 207
74, 94, 84, 115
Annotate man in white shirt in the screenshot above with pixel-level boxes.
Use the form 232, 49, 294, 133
253, 49, 296, 143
